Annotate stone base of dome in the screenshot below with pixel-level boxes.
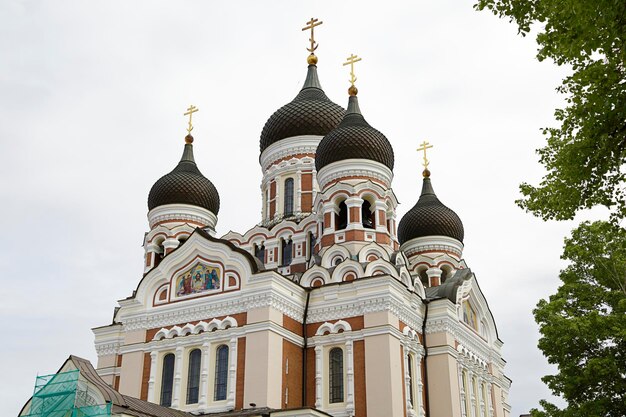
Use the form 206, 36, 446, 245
317, 159, 393, 191
400, 235, 464, 259
148, 204, 217, 231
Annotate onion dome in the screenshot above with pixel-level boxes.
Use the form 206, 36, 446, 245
398, 175, 464, 244
148, 135, 220, 214
259, 64, 344, 154
315, 94, 394, 172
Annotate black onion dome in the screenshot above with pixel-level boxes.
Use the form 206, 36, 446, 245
148, 141, 220, 214
398, 177, 464, 244
315, 95, 394, 172
259, 64, 344, 154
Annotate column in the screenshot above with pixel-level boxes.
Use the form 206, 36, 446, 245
345, 340, 355, 415
227, 337, 238, 408
345, 197, 363, 227
198, 342, 210, 408
145, 243, 160, 271
403, 347, 415, 417
163, 238, 179, 256
486, 382, 495, 417
375, 201, 388, 232
459, 364, 467, 417
415, 350, 425, 417
147, 351, 158, 403
314, 345, 323, 408
296, 170, 302, 213
172, 346, 184, 409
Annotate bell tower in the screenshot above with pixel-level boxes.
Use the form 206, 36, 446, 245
314, 55, 398, 256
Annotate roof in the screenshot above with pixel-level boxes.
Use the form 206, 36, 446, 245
148, 141, 220, 214
315, 95, 394, 172
19, 355, 191, 417
425, 268, 472, 302
397, 176, 464, 244
259, 64, 344, 154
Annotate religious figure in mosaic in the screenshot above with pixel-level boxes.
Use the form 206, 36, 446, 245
175, 262, 221, 296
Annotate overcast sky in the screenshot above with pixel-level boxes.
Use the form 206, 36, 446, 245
0, 1, 588, 415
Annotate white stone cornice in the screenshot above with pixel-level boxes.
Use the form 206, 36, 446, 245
260, 135, 321, 170
317, 159, 393, 190
120, 289, 305, 332
148, 204, 217, 230
401, 235, 464, 259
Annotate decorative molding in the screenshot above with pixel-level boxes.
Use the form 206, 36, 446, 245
317, 159, 393, 190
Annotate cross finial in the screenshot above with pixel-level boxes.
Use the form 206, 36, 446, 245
184, 105, 199, 139
343, 53, 362, 96
417, 140, 434, 177
302, 18, 323, 64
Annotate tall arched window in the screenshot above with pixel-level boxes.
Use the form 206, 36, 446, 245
281, 238, 292, 266
362, 200, 375, 229
255, 243, 265, 263
329, 347, 344, 403
186, 349, 201, 404
284, 178, 294, 216
214, 345, 229, 401
462, 370, 471, 417
407, 354, 415, 406
160, 353, 175, 406
336, 201, 348, 230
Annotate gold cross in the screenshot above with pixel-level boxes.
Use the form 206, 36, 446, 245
184, 105, 199, 135
343, 54, 362, 87
302, 18, 323, 53
417, 140, 433, 170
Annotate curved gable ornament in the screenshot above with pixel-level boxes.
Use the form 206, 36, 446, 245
315, 320, 353, 336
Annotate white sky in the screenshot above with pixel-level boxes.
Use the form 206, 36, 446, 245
0, 1, 581, 415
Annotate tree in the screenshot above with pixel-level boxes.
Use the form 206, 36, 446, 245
475, 0, 626, 221
532, 221, 626, 417
474, 2, 626, 416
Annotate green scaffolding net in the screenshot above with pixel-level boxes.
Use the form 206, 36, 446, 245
24, 369, 112, 417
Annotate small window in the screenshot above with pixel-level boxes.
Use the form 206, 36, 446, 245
329, 347, 344, 403
255, 243, 265, 263
281, 238, 292, 266
362, 200, 375, 229
336, 201, 347, 230
463, 301, 478, 330
160, 353, 175, 406
407, 354, 415, 406
284, 178, 294, 216
186, 349, 201, 404
214, 345, 229, 401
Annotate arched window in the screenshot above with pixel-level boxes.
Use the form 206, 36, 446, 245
362, 200, 375, 229
336, 201, 348, 230
160, 353, 175, 406
254, 243, 265, 263
214, 345, 229, 401
281, 238, 292, 266
284, 178, 294, 216
407, 354, 415, 406
186, 349, 201, 404
329, 347, 344, 403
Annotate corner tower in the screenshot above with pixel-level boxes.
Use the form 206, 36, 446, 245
259, 19, 344, 228
398, 145, 465, 287
143, 107, 220, 272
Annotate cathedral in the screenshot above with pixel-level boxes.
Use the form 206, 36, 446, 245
19, 19, 511, 417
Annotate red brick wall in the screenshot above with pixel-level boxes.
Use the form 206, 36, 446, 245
282, 340, 303, 408
236, 337, 246, 410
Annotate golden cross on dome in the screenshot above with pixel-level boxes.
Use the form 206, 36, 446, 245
343, 54, 362, 87
417, 140, 433, 173
184, 105, 199, 135
302, 18, 323, 54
